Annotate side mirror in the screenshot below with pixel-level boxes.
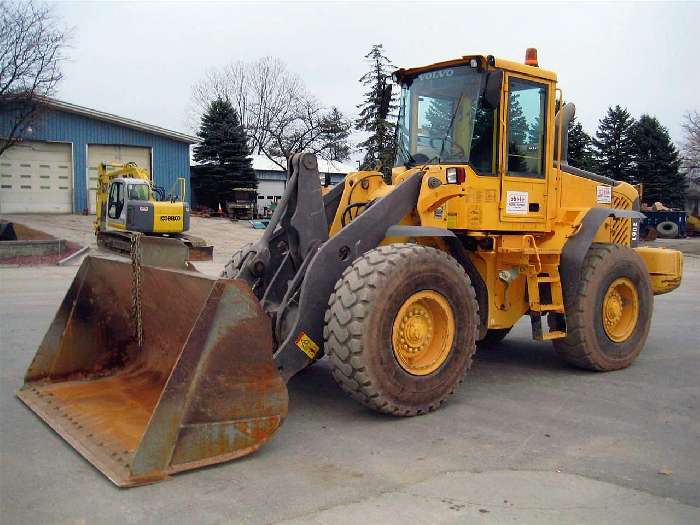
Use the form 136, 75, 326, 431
484, 70, 503, 110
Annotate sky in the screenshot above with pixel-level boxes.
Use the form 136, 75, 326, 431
52, 0, 699, 153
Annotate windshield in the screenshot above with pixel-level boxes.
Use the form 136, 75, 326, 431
127, 183, 150, 201
395, 64, 497, 173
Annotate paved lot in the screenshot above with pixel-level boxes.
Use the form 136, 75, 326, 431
1, 215, 699, 524
1, 213, 261, 273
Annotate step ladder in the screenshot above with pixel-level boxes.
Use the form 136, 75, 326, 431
522, 236, 567, 341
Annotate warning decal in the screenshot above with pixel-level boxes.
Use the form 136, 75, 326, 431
506, 191, 529, 215
295, 332, 320, 359
596, 185, 612, 204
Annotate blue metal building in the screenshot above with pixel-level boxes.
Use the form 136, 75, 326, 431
0, 97, 197, 214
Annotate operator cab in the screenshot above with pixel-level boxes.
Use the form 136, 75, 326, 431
393, 52, 558, 230
106, 177, 151, 228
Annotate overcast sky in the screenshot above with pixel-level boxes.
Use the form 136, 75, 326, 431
53, 1, 698, 152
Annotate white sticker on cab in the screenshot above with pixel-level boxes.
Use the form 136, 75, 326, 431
596, 185, 612, 204
506, 191, 529, 214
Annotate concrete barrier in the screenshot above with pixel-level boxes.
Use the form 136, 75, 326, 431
0, 239, 67, 258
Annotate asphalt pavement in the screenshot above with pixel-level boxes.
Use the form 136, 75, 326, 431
1, 245, 698, 524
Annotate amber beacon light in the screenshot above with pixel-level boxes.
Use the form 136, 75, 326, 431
525, 48, 539, 67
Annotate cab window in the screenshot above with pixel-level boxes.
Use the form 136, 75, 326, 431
108, 182, 124, 219
470, 95, 498, 175
128, 183, 150, 201
507, 78, 547, 177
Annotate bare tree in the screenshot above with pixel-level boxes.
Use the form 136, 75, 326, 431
681, 110, 700, 168
0, 0, 70, 155
265, 99, 352, 167
188, 57, 351, 169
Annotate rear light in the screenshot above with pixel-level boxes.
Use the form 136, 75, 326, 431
446, 167, 466, 184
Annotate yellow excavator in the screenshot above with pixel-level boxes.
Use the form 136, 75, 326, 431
94, 162, 212, 260
18, 50, 683, 486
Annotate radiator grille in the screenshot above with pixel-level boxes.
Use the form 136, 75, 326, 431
611, 192, 633, 245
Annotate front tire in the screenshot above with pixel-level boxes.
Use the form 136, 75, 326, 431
554, 244, 653, 371
324, 244, 479, 416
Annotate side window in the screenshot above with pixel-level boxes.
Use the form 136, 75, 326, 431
507, 78, 547, 177
108, 182, 124, 219
470, 95, 498, 175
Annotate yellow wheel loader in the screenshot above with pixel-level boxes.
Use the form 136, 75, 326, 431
94, 162, 212, 260
18, 50, 683, 487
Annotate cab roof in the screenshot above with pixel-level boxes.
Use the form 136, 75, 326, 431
394, 54, 557, 83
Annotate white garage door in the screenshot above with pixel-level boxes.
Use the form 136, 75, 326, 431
0, 141, 73, 213
87, 145, 151, 213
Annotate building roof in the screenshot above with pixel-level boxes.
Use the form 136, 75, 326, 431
250, 154, 355, 174
36, 96, 198, 144
190, 152, 356, 174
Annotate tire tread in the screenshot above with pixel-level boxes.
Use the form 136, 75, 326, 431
324, 244, 478, 416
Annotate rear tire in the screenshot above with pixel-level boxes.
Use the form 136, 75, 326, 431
554, 244, 653, 371
324, 244, 479, 416
477, 328, 512, 348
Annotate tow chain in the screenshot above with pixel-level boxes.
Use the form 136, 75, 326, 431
130, 233, 144, 348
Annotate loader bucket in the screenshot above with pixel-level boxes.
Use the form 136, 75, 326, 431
17, 255, 287, 487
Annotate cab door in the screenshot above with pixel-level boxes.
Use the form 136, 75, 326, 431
499, 74, 550, 228
106, 181, 126, 230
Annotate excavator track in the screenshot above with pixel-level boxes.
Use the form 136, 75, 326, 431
97, 231, 213, 261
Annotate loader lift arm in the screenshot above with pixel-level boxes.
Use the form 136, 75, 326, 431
229, 153, 424, 380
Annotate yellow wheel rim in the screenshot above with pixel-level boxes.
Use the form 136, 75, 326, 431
391, 290, 455, 376
601, 277, 639, 343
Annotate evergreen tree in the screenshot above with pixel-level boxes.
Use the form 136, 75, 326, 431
470, 101, 497, 173
567, 118, 595, 171
424, 98, 453, 137
528, 116, 542, 145
592, 105, 636, 182
192, 98, 256, 210
320, 107, 352, 161
507, 95, 529, 172
356, 44, 397, 173
631, 114, 686, 207
508, 95, 529, 144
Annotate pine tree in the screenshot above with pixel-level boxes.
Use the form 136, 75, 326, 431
631, 114, 686, 207
528, 116, 542, 145
592, 105, 636, 182
508, 96, 529, 144
507, 96, 529, 172
320, 107, 351, 161
567, 118, 595, 171
424, 98, 453, 137
192, 98, 256, 210
356, 44, 397, 173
